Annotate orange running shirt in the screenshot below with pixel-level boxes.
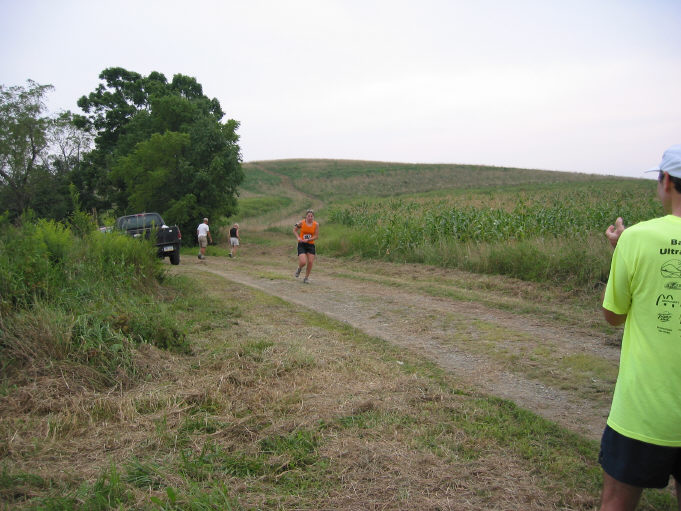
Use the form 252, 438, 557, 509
299, 220, 318, 244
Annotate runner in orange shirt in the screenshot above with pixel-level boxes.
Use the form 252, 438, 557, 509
294, 209, 319, 284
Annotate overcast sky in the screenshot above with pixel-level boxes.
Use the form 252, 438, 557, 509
2, 0, 679, 177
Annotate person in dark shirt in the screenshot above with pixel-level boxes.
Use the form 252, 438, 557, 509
229, 223, 240, 258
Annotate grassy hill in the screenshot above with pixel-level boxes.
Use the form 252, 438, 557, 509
240, 159, 617, 200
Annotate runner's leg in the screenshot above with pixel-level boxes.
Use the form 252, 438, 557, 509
305, 253, 315, 278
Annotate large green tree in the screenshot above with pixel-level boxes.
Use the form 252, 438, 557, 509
74, 68, 242, 239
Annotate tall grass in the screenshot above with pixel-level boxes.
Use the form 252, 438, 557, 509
0, 217, 188, 388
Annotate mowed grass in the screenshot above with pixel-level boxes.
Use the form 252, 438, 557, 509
2, 268, 676, 510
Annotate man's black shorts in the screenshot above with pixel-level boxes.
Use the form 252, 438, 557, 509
297, 242, 316, 255
599, 425, 681, 488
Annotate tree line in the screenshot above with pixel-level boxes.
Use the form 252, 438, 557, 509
0, 68, 243, 242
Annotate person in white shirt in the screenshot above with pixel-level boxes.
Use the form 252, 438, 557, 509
196, 218, 212, 260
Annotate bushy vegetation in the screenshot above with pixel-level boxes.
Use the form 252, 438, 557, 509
325, 179, 661, 287
0, 216, 189, 388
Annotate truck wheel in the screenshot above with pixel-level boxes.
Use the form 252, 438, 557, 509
170, 247, 180, 265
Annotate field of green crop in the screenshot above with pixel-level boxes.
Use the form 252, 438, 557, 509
329, 180, 659, 243
321, 177, 661, 288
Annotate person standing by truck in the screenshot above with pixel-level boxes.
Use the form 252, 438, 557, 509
229, 223, 240, 258
196, 218, 212, 260
294, 209, 319, 284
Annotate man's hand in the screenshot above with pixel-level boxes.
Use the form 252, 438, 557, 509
605, 217, 625, 249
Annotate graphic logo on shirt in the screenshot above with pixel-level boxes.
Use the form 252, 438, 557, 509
661, 260, 681, 278
658, 311, 672, 322
656, 294, 679, 308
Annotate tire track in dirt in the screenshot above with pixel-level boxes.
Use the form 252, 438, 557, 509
180, 255, 617, 441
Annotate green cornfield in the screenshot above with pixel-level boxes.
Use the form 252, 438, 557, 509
326, 180, 662, 288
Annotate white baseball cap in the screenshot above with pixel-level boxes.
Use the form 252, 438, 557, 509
647, 144, 681, 178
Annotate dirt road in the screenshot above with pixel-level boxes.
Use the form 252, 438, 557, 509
176, 241, 620, 442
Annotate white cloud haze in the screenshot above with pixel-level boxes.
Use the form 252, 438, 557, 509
1, 0, 679, 177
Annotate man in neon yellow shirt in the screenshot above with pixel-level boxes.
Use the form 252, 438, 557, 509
600, 144, 681, 510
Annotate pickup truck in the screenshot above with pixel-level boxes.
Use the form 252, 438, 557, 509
115, 212, 182, 265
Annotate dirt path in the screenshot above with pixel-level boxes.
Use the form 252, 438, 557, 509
176, 246, 619, 441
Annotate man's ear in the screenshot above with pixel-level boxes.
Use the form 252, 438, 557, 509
664, 172, 675, 192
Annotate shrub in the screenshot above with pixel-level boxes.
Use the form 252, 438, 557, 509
0, 220, 61, 310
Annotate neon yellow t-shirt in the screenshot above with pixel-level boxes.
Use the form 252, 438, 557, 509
603, 215, 681, 446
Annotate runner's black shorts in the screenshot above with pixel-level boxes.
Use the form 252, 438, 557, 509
599, 425, 681, 488
297, 242, 316, 255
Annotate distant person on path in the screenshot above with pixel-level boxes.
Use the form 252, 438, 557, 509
229, 223, 240, 257
196, 218, 212, 260
294, 209, 319, 284
599, 144, 681, 511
